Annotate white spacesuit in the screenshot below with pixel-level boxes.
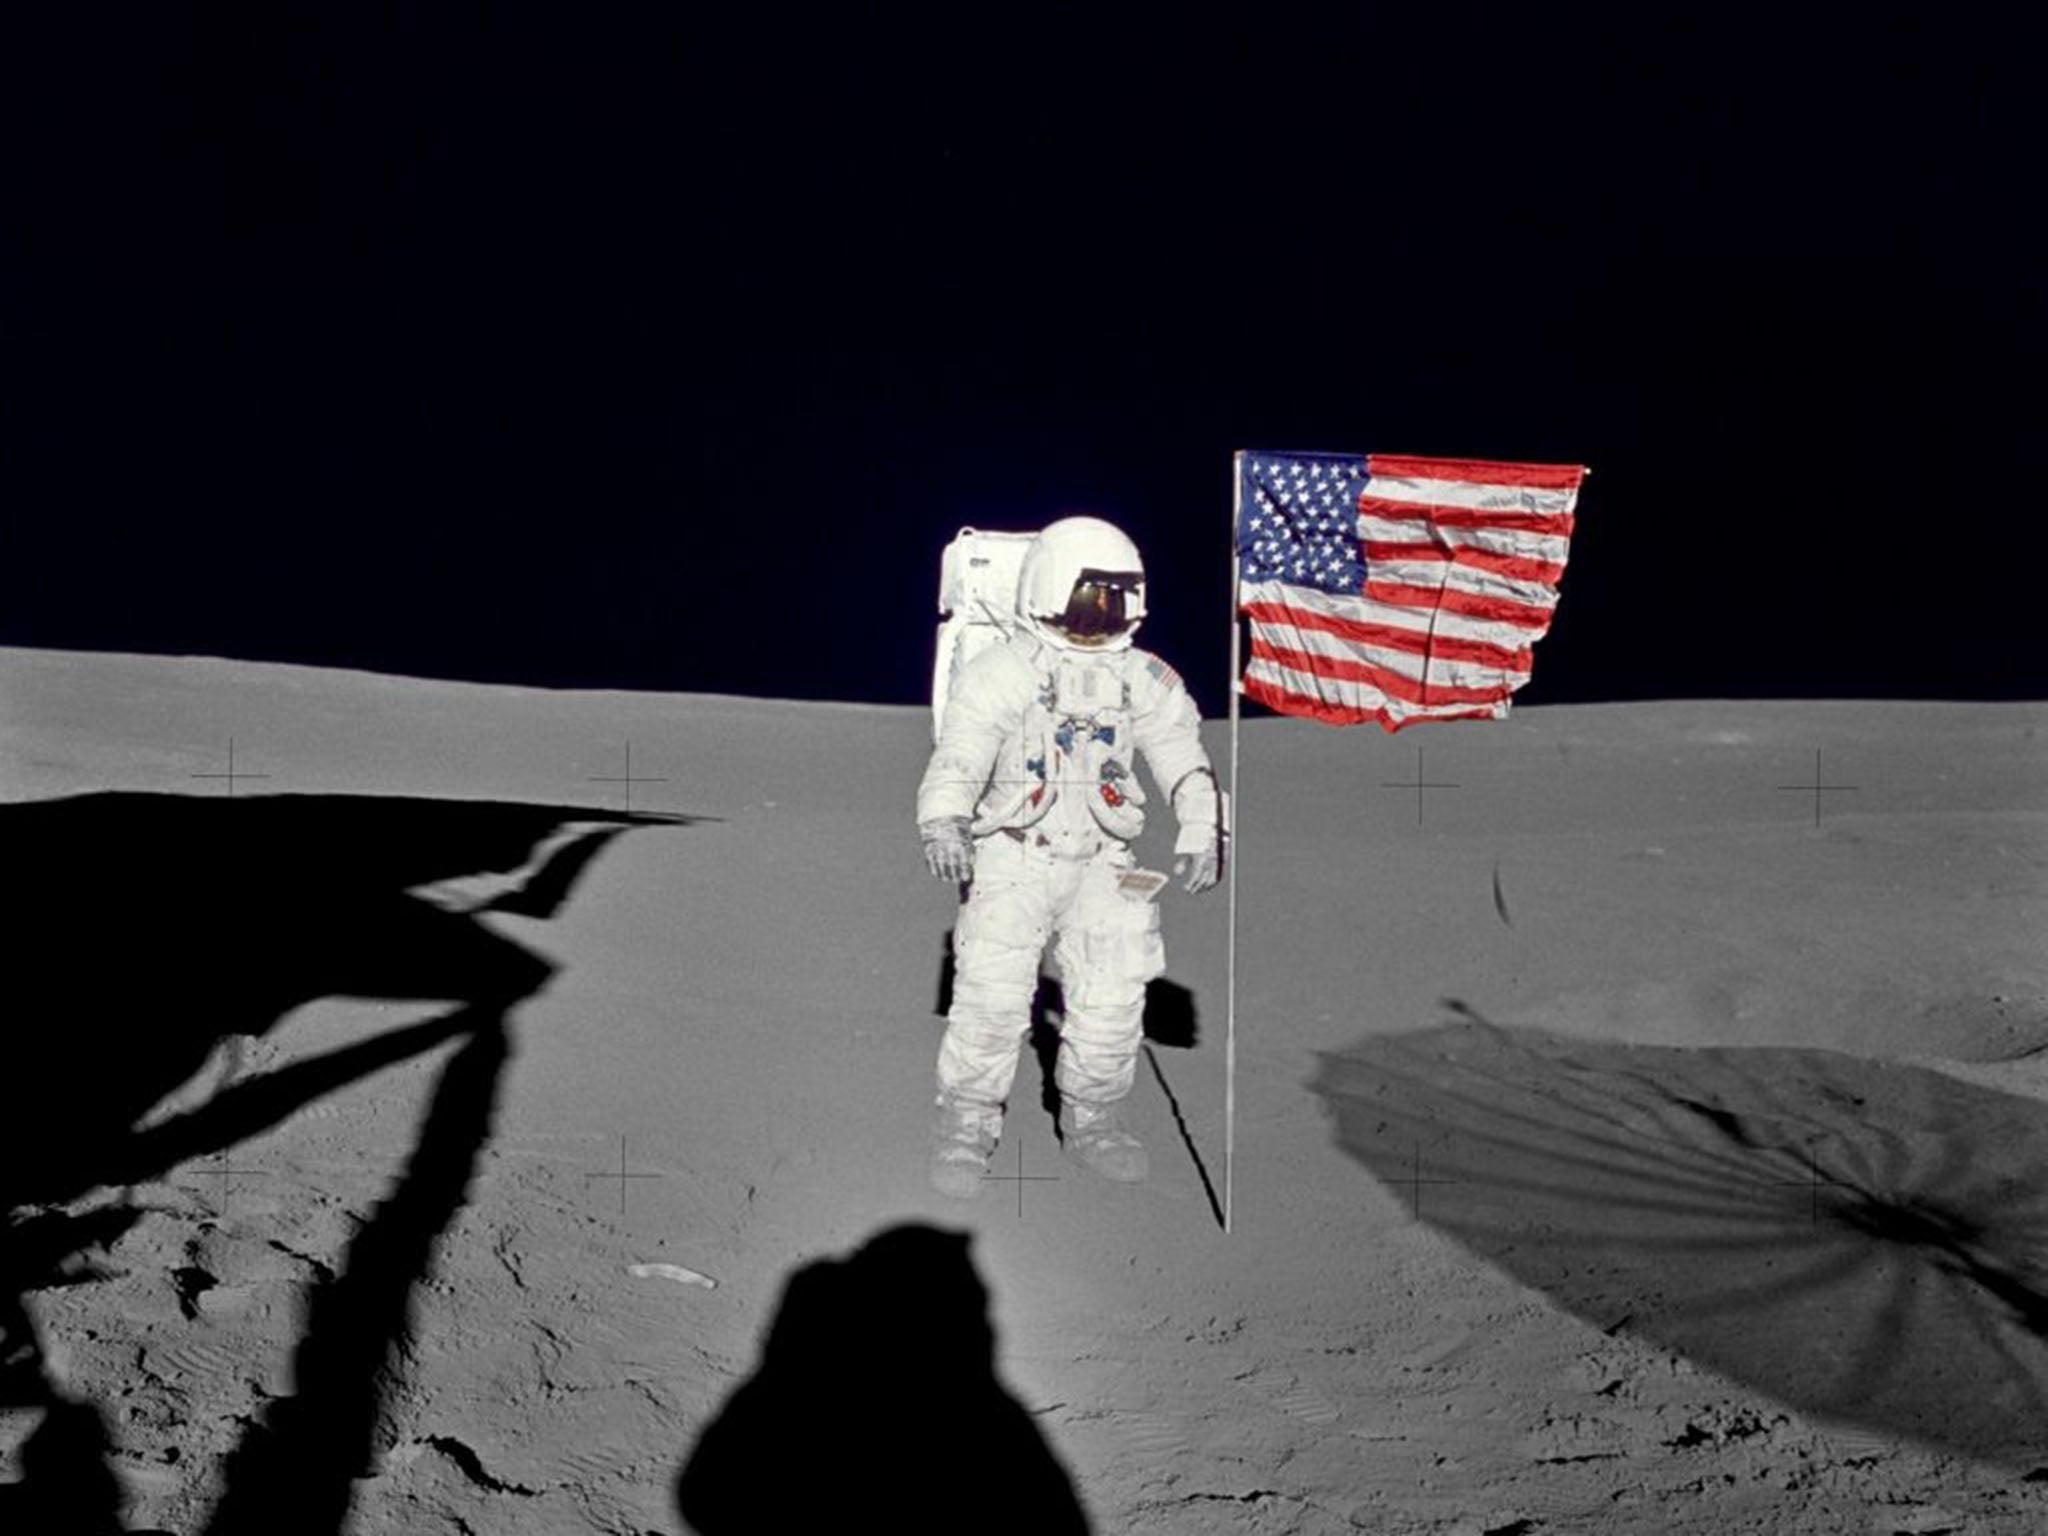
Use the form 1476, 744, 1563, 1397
917, 516, 1224, 1199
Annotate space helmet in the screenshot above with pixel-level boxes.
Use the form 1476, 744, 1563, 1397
1016, 516, 1147, 653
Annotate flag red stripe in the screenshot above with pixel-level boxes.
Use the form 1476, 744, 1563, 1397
1366, 455, 1587, 491
1243, 598, 1535, 672
1359, 494, 1576, 536
1381, 705, 1501, 731
1365, 579, 1556, 629
1360, 540, 1567, 587
1243, 670, 1386, 726
1252, 639, 1519, 707
1243, 670, 1503, 730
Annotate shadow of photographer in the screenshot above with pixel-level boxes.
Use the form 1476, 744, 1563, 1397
677, 1223, 1090, 1535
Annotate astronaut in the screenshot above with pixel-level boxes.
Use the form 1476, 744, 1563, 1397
917, 515, 1225, 1199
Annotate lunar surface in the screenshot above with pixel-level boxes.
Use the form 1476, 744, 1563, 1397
2, 644, 2044, 1534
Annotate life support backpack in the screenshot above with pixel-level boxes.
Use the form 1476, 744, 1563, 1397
932, 527, 1036, 744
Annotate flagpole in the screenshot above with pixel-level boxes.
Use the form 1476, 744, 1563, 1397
1225, 451, 1244, 1235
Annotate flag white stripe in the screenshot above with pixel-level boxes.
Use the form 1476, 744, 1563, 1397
1239, 578, 1543, 651
1368, 569, 1563, 624
1376, 562, 1561, 612
1365, 473, 1578, 519
1357, 516, 1571, 565
1246, 654, 1514, 723
1251, 615, 1533, 691
1245, 654, 1388, 712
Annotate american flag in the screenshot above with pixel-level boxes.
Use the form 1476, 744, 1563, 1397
1237, 451, 1587, 730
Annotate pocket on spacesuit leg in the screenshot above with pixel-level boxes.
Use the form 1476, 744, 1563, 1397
1057, 895, 1165, 1016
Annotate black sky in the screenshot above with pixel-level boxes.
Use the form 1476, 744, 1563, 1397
2, 7, 2040, 718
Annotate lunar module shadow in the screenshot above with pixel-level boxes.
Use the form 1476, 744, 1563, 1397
1310, 1002, 2048, 1469
676, 1223, 1091, 1535
0, 790, 694, 1535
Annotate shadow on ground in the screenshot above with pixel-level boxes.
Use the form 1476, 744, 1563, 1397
676, 1223, 1090, 1535
1310, 1003, 2048, 1469
0, 790, 694, 1534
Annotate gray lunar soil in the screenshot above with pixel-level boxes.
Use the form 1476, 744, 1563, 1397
2, 645, 2045, 1534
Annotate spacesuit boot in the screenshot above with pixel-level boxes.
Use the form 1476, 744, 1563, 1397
929, 1096, 1003, 1200
1058, 1096, 1148, 1183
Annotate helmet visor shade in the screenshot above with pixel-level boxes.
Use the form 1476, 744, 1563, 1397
1052, 568, 1143, 643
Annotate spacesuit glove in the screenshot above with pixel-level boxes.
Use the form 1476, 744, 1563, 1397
1174, 846, 1221, 895
1172, 820, 1224, 894
920, 816, 975, 883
